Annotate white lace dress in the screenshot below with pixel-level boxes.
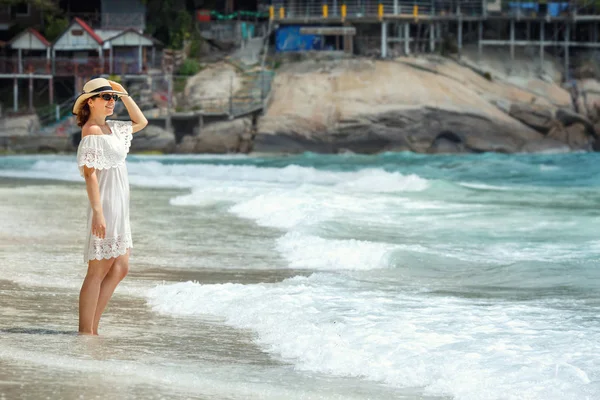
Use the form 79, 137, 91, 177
76, 120, 133, 263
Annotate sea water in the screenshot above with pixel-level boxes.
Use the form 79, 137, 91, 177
0, 151, 599, 400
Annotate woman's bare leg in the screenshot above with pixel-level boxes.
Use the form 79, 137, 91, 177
92, 252, 129, 335
79, 258, 115, 335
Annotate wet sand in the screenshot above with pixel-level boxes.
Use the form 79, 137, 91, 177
0, 177, 435, 399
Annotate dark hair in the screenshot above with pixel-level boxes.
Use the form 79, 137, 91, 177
76, 101, 92, 127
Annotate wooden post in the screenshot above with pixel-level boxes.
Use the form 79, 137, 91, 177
49, 76, 54, 105
478, 20, 483, 60
18, 49, 23, 74
564, 22, 570, 80
458, 17, 463, 58
197, 114, 203, 136
457, 3, 462, 58
13, 78, 18, 112
510, 18, 515, 61
28, 74, 33, 112
430, 22, 435, 52
381, 22, 388, 58
166, 73, 173, 132
404, 23, 410, 55
540, 20, 545, 69
138, 45, 143, 73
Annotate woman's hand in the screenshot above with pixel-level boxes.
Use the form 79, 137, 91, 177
108, 80, 128, 96
92, 211, 106, 239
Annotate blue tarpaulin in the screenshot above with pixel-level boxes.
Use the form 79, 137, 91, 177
275, 26, 322, 52
507, 2, 569, 17
547, 2, 569, 17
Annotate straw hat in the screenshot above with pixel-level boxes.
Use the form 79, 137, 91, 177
71, 78, 128, 115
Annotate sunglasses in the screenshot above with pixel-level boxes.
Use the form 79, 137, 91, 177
94, 93, 119, 101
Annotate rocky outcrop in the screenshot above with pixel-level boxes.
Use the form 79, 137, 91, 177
0, 114, 40, 137
176, 118, 252, 153
255, 57, 583, 154
130, 124, 176, 153
1, 135, 74, 153
183, 62, 241, 111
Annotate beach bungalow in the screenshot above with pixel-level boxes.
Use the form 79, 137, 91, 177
49, 15, 161, 76
97, 28, 160, 74
9, 28, 51, 74
52, 17, 105, 77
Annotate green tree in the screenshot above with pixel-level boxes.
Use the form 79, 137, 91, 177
0, 0, 58, 11
43, 13, 68, 41
142, 0, 195, 50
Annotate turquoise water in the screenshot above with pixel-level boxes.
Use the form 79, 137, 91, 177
1, 151, 599, 399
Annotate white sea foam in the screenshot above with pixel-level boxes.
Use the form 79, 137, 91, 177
275, 232, 398, 270
147, 274, 600, 400
458, 182, 515, 191
540, 164, 560, 172
1, 158, 430, 193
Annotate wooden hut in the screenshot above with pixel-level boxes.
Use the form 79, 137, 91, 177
51, 17, 105, 76
9, 28, 51, 74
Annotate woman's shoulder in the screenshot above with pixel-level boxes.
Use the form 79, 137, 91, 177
81, 124, 105, 139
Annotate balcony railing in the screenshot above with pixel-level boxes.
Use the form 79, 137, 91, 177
0, 55, 164, 76
267, 0, 485, 18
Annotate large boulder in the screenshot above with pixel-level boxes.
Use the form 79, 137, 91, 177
130, 124, 176, 153
578, 79, 600, 122
183, 62, 241, 112
0, 114, 41, 137
256, 106, 542, 154
176, 118, 251, 153
3, 135, 74, 153
555, 108, 596, 137
509, 104, 555, 133
256, 58, 565, 154
565, 122, 593, 150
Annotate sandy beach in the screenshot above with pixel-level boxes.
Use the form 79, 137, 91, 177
0, 176, 421, 400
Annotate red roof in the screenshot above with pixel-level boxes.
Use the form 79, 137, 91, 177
73, 17, 103, 44
9, 28, 51, 47
28, 28, 51, 47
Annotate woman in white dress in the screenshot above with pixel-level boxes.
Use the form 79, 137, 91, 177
73, 77, 148, 335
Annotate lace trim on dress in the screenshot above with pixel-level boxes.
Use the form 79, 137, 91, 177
78, 145, 125, 172
88, 232, 133, 261
109, 120, 133, 153
123, 131, 132, 154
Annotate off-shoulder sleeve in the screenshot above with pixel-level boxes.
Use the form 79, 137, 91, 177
76, 135, 121, 177
108, 120, 133, 153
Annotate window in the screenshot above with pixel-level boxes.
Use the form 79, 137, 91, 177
12, 4, 30, 16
